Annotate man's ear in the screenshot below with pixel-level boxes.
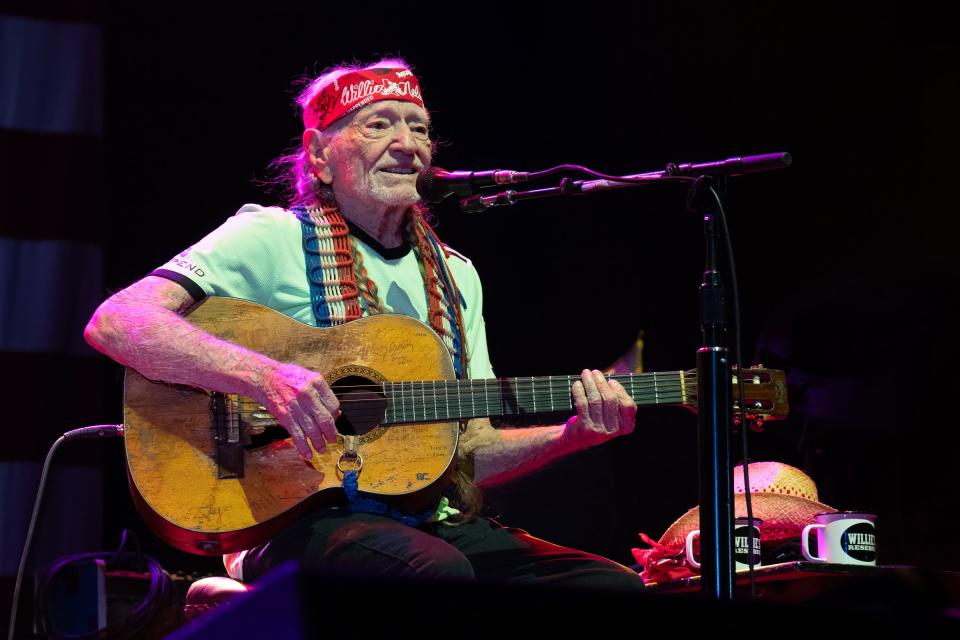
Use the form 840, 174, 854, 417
303, 128, 333, 184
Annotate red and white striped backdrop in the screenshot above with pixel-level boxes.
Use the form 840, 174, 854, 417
1, 3, 107, 577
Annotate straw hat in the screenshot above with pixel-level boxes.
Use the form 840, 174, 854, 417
658, 461, 834, 546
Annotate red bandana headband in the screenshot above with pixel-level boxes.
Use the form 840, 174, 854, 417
304, 68, 425, 130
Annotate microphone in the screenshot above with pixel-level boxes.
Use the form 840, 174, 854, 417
667, 152, 792, 177
416, 166, 530, 203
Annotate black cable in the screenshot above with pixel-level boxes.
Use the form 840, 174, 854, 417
708, 185, 757, 599
34, 548, 174, 640
7, 425, 123, 640
7, 435, 65, 640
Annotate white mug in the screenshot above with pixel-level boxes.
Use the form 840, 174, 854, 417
685, 517, 762, 571
801, 512, 877, 566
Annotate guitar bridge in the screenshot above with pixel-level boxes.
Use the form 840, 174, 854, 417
211, 393, 244, 479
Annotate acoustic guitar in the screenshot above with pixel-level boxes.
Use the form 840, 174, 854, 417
123, 297, 788, 555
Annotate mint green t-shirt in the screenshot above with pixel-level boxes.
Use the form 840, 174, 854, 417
155, 204, 498, 581
152, 203, 495, 380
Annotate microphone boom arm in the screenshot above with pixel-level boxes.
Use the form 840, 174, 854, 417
457, 152, 791, 213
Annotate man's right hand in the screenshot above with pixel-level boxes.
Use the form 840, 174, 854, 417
84, 275, 342, 461
260, 363, 341, 460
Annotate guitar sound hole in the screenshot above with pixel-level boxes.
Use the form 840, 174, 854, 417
331, 375, 386, 437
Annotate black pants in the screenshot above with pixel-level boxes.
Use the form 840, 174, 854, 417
242, 509, 644, 590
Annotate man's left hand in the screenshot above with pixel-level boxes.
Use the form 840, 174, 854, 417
562, 369, 637, 450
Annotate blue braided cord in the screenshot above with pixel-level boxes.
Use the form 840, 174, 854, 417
342, 471, 436, 527
422, 233, 464, 361
296, 207, 437, 524
295, 207, 334, 328
422, 232, 466, 378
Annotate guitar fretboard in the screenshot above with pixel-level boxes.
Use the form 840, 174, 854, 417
383, 372, 690, 424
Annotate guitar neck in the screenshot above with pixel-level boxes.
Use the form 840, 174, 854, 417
383, 371, 692, 424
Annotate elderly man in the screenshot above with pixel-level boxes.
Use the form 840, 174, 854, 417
84, 58, 642, 589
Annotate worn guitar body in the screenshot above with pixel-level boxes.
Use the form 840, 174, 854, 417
124, 297, 459, 555
125, 297, 788, 556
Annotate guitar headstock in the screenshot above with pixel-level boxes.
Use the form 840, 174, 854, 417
732, 365, 788, 428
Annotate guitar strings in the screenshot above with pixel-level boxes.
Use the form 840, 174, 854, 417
235, 381, 766, 404
208, 371, 770, 401
226, 393, 775, 423
252, 372, 699, 392
229, 377, 693, 397
235, 389, 686, 407
227, 388, 696, 421
224, 373, 775, 420
229, 390, 689, 410
226, 394, 773, 424
230, 384, 691, 409
232, 380, 690, 396
290, 368, 771, 390
230, 384, 698, 410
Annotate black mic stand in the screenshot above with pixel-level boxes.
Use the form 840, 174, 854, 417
458, 152, 790, 602
687, 176, 735, 600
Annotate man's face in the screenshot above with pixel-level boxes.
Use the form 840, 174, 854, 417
319, 100, 432, 213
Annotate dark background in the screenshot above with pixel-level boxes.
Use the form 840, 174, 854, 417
94, 2, 959, 574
